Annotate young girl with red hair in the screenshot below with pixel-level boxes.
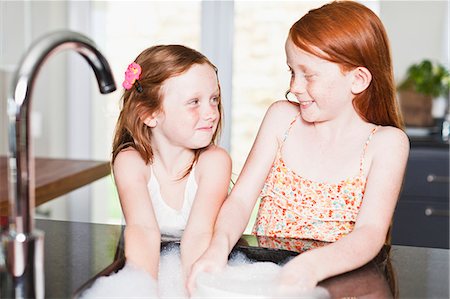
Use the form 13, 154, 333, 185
112, 45, 231, 287
188, 1, 409, 295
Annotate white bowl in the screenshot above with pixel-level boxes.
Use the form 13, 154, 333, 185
192, 262, 330, 299
193, 262, 280, 298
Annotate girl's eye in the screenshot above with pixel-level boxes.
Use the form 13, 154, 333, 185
188, 98, 199, 105
294, 71, 315, 80
210, 96, 220, 105
288, 67, 315, 80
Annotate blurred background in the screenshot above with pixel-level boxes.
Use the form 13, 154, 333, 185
0, 0, 448, 229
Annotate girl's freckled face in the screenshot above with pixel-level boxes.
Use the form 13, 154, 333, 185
285, 38, 355, 123
156, 63, 220, 149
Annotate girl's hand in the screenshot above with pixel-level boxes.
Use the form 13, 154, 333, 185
186, 247, 228, 296
275, 257, 319, 296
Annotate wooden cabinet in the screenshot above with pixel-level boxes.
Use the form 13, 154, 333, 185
392, 145, 449, 248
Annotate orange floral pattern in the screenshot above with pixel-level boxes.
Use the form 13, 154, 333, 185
256, 235, 329, 253
253, 114, 379, 243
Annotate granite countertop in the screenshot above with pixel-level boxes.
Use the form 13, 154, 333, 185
3, 220, 449, 298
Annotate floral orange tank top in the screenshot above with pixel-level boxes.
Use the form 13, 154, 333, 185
252, 113, 379, 242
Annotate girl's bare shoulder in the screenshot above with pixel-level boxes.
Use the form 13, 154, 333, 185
262, 100, 301, 136
195, 145, 231, 184
196, 145, 231, 170
266, 100, 299, 120
113, 148, 150, 180
371, 126, 410, 156
114, 147, 145, 164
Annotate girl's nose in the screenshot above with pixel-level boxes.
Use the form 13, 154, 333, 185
203, 104, 218, 121
290, 76, 306, 95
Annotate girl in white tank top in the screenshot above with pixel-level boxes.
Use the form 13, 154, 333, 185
111, 45, 231, 287
148, 166, 198, 238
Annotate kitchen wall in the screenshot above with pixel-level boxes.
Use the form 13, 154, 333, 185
0, 69, 8, 156
382, 1, 449, 117
381, 0, 449, 87
0, 1, 69, 157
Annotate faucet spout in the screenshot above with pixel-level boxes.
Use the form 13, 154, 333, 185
7, 30, 116, 235
1, 30, 116, 298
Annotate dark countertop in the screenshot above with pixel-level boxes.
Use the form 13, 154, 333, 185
407, 129, 450, 149
410, 136, 449, 149
2, 220, 448, 298
406, 118, 450, 149
409, 135, 449, 149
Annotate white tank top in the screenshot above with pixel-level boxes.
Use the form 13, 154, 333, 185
148, 166, 198, 238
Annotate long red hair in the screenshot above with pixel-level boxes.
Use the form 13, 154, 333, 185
289, 0, 403, 129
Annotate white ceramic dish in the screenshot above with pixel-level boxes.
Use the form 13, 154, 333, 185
192, 262, 330, 299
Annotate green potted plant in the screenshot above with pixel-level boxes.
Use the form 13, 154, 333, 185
398, 59, 450, 127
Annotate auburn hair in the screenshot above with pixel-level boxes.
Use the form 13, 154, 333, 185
111, 45, 223, 172
289, 0, 403, 129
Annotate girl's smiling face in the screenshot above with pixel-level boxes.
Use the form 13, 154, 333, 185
285, 38, 356, 123
154, 63, 220, 149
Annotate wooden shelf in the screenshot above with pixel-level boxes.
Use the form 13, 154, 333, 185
0, 156, 111, 216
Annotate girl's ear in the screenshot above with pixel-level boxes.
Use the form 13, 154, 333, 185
143, 117, 158, 128
141, 112, 159, 128
351, 67, 372, 95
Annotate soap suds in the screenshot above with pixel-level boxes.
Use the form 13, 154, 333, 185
80, 246, 329, 299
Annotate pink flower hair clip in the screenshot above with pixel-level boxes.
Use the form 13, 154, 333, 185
122, 62, 143, 93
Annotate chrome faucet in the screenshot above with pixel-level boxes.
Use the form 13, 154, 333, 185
0, 31, 116, 298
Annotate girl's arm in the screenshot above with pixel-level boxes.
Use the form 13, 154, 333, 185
187, 101, 298, 292
180, 146, 231, 279
113, 149, 161, 279
277, 127, 410, 293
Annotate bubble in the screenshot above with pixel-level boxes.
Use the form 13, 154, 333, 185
158, 245, 187, 298
79, 262, 158, 298
80, 246, 330, 299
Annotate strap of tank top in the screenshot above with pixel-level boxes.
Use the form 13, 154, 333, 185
359, 125, 380, 175
280, 112, 301, 150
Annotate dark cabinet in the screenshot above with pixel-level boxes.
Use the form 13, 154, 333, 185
392, 145, 449, 248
